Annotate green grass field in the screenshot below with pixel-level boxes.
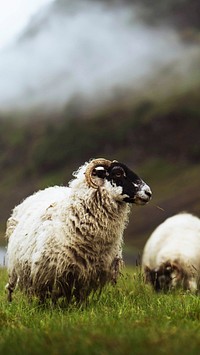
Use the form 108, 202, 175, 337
1, 267, 200, 355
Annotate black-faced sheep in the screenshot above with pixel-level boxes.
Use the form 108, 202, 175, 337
6, 158, 152, 304
142, 213, 200, 292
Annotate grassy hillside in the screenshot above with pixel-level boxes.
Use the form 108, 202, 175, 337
0, 86, 199, 254
1, 267, 200, 355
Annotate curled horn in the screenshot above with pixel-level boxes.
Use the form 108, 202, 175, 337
85, 158, 112, 188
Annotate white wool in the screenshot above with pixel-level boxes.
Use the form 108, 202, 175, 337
6, 160, 132, 303
142, 212, 200, 292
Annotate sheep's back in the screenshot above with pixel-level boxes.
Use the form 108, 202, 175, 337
6, 186, 71, 265
142, 213, 200, 270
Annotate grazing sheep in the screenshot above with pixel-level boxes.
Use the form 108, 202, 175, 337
6, 158, 152, 304
142, 213, 200, 292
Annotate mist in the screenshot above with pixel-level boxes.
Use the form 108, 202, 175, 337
0, 0, 199, 113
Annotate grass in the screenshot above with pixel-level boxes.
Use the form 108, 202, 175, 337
1, 267, 200, 355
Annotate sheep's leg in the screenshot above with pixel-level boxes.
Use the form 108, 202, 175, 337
52, 279, 73, 305
5, 284, 13, 302
6, 272, 18, 302
74, 289, 89, 308
188, 278, 197, 293
111, 257, 124, 284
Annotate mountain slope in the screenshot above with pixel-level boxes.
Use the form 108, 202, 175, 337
0, 88, 199, 253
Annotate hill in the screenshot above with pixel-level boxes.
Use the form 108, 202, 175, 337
0, 0, 199, 259
0, 87, 199, 257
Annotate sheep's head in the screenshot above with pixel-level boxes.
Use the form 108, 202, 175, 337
145, 261, 187, 292
85, 158, 152, 205
144, 264, 173, 292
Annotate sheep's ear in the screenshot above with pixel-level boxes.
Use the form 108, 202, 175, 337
171, 261, 184, 276
144, 266, 151, 273
88, 166, 109, 188
85, 159, 111, 188
171, 262, 180, 271
92, 166, 108, 179
144, 266, 152, 282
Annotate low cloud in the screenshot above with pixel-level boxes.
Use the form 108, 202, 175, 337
0, 0, 198, 113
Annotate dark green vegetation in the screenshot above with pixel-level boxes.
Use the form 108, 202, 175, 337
0, 0, 200, 254
0, 85, 200, 254
92, 0, 200, 30
1, 267, 200, 355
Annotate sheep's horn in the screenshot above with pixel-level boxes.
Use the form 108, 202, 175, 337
85, 158, 112, 188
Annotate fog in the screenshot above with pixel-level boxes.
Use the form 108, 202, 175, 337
0, 0, 198, 113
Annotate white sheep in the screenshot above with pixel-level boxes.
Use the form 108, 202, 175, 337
6, 158, 152, 304
142, 213, 200, 292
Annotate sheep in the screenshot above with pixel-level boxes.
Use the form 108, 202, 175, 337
6, 158, 152, 304
142, 213, 200, 293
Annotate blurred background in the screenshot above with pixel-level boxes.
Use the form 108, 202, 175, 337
0, 0, 199, 265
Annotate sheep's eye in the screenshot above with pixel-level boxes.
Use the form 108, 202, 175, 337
115, 172, 123, 177
113, 168, 125, 178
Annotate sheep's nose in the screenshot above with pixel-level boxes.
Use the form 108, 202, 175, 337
134, 183, 152, 205
144, 186, 152, 199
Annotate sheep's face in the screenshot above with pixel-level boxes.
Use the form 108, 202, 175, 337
145, 262, 187, 292
145, 264, 173, 292
91, 161, 152, 205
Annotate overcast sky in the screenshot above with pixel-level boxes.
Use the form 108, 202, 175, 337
0, 0, 54, 49
0, 0, 197, 112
